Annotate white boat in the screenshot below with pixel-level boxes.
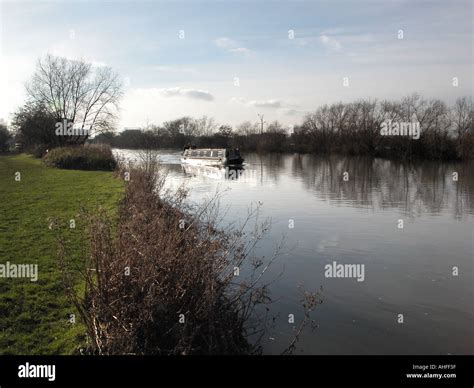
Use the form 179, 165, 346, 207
181, 147, 244, 166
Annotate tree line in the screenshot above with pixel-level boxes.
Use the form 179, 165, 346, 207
93, 95, 473, 160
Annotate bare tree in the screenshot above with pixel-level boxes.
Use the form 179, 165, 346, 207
451, 97, 473, 137
380, 100, 403, 123
266, 121, 286, 134
26, 54, 122, 143
162, 116, 194, 137
399, 93, 450, 135
193, 115, 218, 136
236, 121, 258, 136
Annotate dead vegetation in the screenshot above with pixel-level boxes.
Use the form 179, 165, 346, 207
57, 151, 321, 354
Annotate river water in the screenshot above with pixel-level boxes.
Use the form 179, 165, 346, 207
114, 149, 473, 355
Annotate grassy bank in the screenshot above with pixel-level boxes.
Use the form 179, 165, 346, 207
0, 154, 123, 354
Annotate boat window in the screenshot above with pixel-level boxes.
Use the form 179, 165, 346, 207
217, 150, 223, 157
191, 150, 197, 156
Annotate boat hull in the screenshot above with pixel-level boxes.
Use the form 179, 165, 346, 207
180, 157, 244, 166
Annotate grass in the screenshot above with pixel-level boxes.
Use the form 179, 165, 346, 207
0, 154, 124, 354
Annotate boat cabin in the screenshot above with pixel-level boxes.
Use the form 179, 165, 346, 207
181, 148, 244, 165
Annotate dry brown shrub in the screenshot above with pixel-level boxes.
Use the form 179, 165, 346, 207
58, 151, 321, 354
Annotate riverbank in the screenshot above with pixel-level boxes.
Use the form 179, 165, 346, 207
0, 154, 123, 354
59, 154, 288, 355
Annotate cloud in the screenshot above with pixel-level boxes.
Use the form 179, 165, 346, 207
283, 108, 305, 116
228, 47, 251, 54
90, 61, 108, 67
231, 97, 284, 109
295, 38, 310, 47
45, 41, 108, 67
295, 34, 342, 50
215, 37, 238, 49
248, 99, 282, 108
283, 109, 298, 116
230, 97, 247, 105
320, 27, 346, 36
153, 66, 197, 74
141, 87, 214, 101
215, 37, 251, 55
319, 34, 342, 50
180, 89, 214, 101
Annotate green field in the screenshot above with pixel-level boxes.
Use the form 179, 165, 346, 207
0, 154, 124, 354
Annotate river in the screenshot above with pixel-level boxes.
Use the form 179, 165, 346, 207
114, 149, 473, 355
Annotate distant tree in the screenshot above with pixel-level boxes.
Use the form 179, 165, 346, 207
0, 124, 11, 152
266, 121, 286, 134
236, 121, 258, 136
25, 54, 122, 144
452, 97, 474, 160
399, 93, 450, 135
217, 125, 233, 138
11, 102, 58, 151
92, 132, 116, 146
452, 97, 473, 137
163, 117, 194, 137
301, 104, 335, 150
193, 116, 218, 136
380, 100, 403, 123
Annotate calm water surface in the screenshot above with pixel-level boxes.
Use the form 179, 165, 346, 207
115, 149, 473, 355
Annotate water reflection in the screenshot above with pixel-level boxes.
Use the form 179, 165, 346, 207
240, 154, 474, 219
117, 148, 473, 221
181, 164, 245, 181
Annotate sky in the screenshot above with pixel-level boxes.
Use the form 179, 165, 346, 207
0, 0, 472, 130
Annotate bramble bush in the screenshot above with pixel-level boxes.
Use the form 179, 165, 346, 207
43, 144, 117, 171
